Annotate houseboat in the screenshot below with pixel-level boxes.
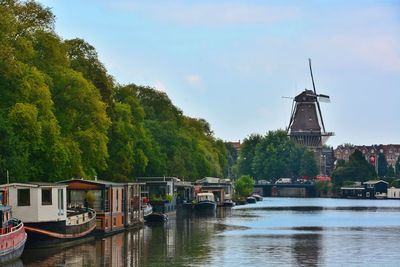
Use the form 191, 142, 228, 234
0, 205, 27, 264
137, 177, 178, 213
195, 177, 234, 207
194, 193, 216, 212
0, 183, 96, 247
59, 179, 143, 235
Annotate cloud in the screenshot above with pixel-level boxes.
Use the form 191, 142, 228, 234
184, 74, 204, 88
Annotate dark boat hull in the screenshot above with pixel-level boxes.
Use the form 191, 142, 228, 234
246, 197, 257, 204
194, 201, 216, 212
24, 214, 96, 248
145, 213, 168, 223
222, 201, 235, 207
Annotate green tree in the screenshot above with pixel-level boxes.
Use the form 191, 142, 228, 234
299, 150, 318, 177
234, 175, 254, 198
387, 165, 395, 178
377, 153, 388, 177
332, 150, 376, 187
395, 157, 400, 177
237, 134, 262, 177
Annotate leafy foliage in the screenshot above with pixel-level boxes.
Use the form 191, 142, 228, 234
234, 175, 255, 198
237, 130, 318, 180
377, 153, 388, 177
332, 150, 376, 187
0, 0, 228, 183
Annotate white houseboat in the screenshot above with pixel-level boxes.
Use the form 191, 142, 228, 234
0, 183, 96, 247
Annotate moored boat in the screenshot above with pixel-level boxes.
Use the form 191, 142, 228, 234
194, 193, 216, 212
222, 199, 236, 207
0, 183, 96, 248
246, 196, 257, 204
252, 194, 263, 201
0, 205, 27, 265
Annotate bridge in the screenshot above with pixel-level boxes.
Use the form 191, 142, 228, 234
254, 183, 316, 198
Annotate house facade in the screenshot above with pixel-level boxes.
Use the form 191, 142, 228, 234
334, 144, 400, 171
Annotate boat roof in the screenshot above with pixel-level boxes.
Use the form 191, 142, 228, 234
197, 192, 214, 196
364, 180, 388, 185
58, 179, 125, 187
0, 182, 66, 189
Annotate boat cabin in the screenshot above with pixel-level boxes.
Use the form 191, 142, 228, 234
124, 183, 143, 228
195, 177, 234, 206
0, 206, 12, 228
196, 193, 215, 203
0, 183, 67, 223
59, 179, 126, 234
136, 177, 178, 213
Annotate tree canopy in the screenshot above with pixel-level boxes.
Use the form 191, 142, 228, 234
237, 130, 319, 180
332, 150, 376, 187
0, 0, 228, 183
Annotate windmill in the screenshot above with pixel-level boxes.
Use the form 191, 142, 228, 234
286, 59, 334, 149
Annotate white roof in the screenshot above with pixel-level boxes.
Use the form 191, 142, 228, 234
197, 192, 214, 197
0, 182, 66, 189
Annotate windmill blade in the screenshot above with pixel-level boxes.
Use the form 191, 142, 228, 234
318, 94, 330, 103
308, 58, 327, 132
286, 99, 295, 133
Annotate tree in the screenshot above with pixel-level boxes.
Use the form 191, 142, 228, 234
332, 150, 376, 187
234, 175, 254, 198
299, 150, 318, 177
387, 165, 395, 178
377, 153, 388, 177
395, 157, 400, 177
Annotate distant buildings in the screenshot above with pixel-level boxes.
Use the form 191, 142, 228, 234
227, 140, 241, 151
334, 144, 400, 171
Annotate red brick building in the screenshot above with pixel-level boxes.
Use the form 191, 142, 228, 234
334, 144, 400, 171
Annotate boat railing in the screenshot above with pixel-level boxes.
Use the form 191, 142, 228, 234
66, 209, 96, 226
0, 219, 24, 236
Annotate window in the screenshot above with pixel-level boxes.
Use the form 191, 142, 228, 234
17, 189, 30, 206
116, 189, 119, 212
58, 189, 64, 215
42, 188, 52, 205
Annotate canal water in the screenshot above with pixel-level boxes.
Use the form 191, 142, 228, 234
18, 198, 400, 266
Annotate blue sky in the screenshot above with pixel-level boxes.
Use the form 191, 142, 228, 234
38, 0, 400, 147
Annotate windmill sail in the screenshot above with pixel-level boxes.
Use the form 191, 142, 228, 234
318, 94, 330, 103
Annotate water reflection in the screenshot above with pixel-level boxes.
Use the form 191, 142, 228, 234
18, 199, 400, 266
291, 232, 322, 267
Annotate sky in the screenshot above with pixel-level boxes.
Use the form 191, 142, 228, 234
38, 0, 400, 147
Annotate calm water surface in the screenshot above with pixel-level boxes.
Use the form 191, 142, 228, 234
20, 198, 400, 267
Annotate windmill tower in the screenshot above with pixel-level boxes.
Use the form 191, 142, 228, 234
287, 59, 334, 174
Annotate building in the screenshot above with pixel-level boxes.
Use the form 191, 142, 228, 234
334, 144, 400, 171
387, 187, 400, 199
340, 180, 388, 199
227, 140, 241, 151
59, 179, 127, 235
286, 88, 334, 175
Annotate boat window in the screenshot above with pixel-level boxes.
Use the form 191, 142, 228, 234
58, 189, 64, 215
116, 189, 119, 212
17, 189, 30, 206
42, 188, 52, 205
